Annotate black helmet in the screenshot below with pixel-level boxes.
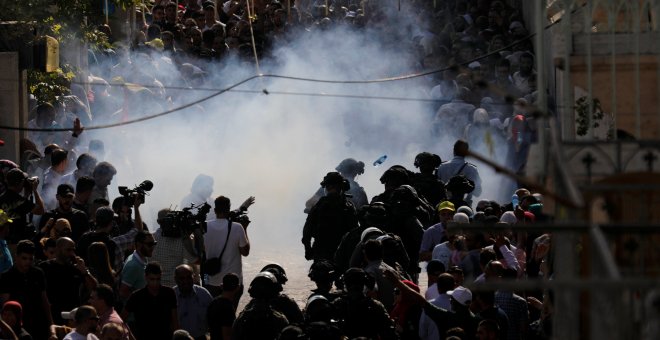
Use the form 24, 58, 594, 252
305, 295, 332, 323
391, 184, 420, 203
414, 152, 442, 169
248, 271, 281, 299
335, 158, 365, 176
379, 166, 409, 185
308, 260, 336, 282
341, 267, 374, 291
321, 172, 350, 191
359, 202, 388, 227
260, 263, 288, 285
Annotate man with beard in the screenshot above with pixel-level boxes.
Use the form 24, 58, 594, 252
39, 184, 89, 242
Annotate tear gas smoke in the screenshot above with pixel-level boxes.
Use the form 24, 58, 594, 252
80, 4, 512, 264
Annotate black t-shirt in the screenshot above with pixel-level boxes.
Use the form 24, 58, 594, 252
76, 231, 117, 268
125, 286, 177, 340
38, 259, 85, 325
423, 302, 480, 340
207, 296, 236, 340
0, 266, 50, 339
0, 191, 36, 243
479, 306, 510, 340
39, 208, 89, 242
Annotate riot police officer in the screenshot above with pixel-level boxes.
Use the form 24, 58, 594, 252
233, 272, 289, 340
331, 268, 398, 340
411, 152, 447, 208
302, 172, 358, 262
257, 263, 304, 324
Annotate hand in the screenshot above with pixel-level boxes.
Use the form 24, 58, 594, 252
72, 118, 84, 137
41, 218, 54, 234
494, 234, 506, 248
304, 246, 313, 261
132, 193, 142, 208
240, 196, 255, 211
73, 256, 87, 273
514, 205, 525, 220
527, 296, 543, 310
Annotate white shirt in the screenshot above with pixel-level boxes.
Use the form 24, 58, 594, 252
437, 156, 482, 197
203, 217, 248, 286
431, 241, 453, 269
419, 293, 452, 340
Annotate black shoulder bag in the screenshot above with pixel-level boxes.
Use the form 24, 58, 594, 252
203, 219, 232, 276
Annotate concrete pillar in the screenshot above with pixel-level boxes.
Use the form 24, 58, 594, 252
0, 52, 24, 164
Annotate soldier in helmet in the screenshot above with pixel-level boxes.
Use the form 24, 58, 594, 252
386, 185, 425, 282
332, 268, 397, 340
233, 272, 289, 340
302, 172, 358, 262
304, 158, 368, 213
412, 152, 447, 208
371, 165, 411, 205
252, 263, 304, 324
334, 202, 388, 276
307, 260, 342, 302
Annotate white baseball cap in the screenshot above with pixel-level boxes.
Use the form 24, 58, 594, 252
447, 286, 472, 306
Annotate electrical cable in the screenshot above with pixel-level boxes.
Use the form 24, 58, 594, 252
0, 75, 259, 132
0, 2, 580, 132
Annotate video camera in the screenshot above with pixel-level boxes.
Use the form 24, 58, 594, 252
118, 180, 153, 206
160, 202, 212, 238
229, 208, 251, 228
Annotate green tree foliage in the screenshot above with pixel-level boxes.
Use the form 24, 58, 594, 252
1, 0, 137, 103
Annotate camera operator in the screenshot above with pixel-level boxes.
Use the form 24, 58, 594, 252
152, 208, 197, 288
203, 196, 251, 298
110, 194, 145, 259
111, 196, 145, 238
0, 169, 45, 248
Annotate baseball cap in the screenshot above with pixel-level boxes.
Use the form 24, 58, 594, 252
61, 308, 78, 320
447, 286, 472, 306
437, 201, 455, 212
57, 184, 75, 197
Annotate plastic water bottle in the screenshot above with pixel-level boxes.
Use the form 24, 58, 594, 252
512, 194, 519, 209
373, 155, 387, 167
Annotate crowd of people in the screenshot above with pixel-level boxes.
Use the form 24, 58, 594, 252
0, 0, 558, 339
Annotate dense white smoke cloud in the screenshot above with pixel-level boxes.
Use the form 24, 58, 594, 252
84, 6, 510, 264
